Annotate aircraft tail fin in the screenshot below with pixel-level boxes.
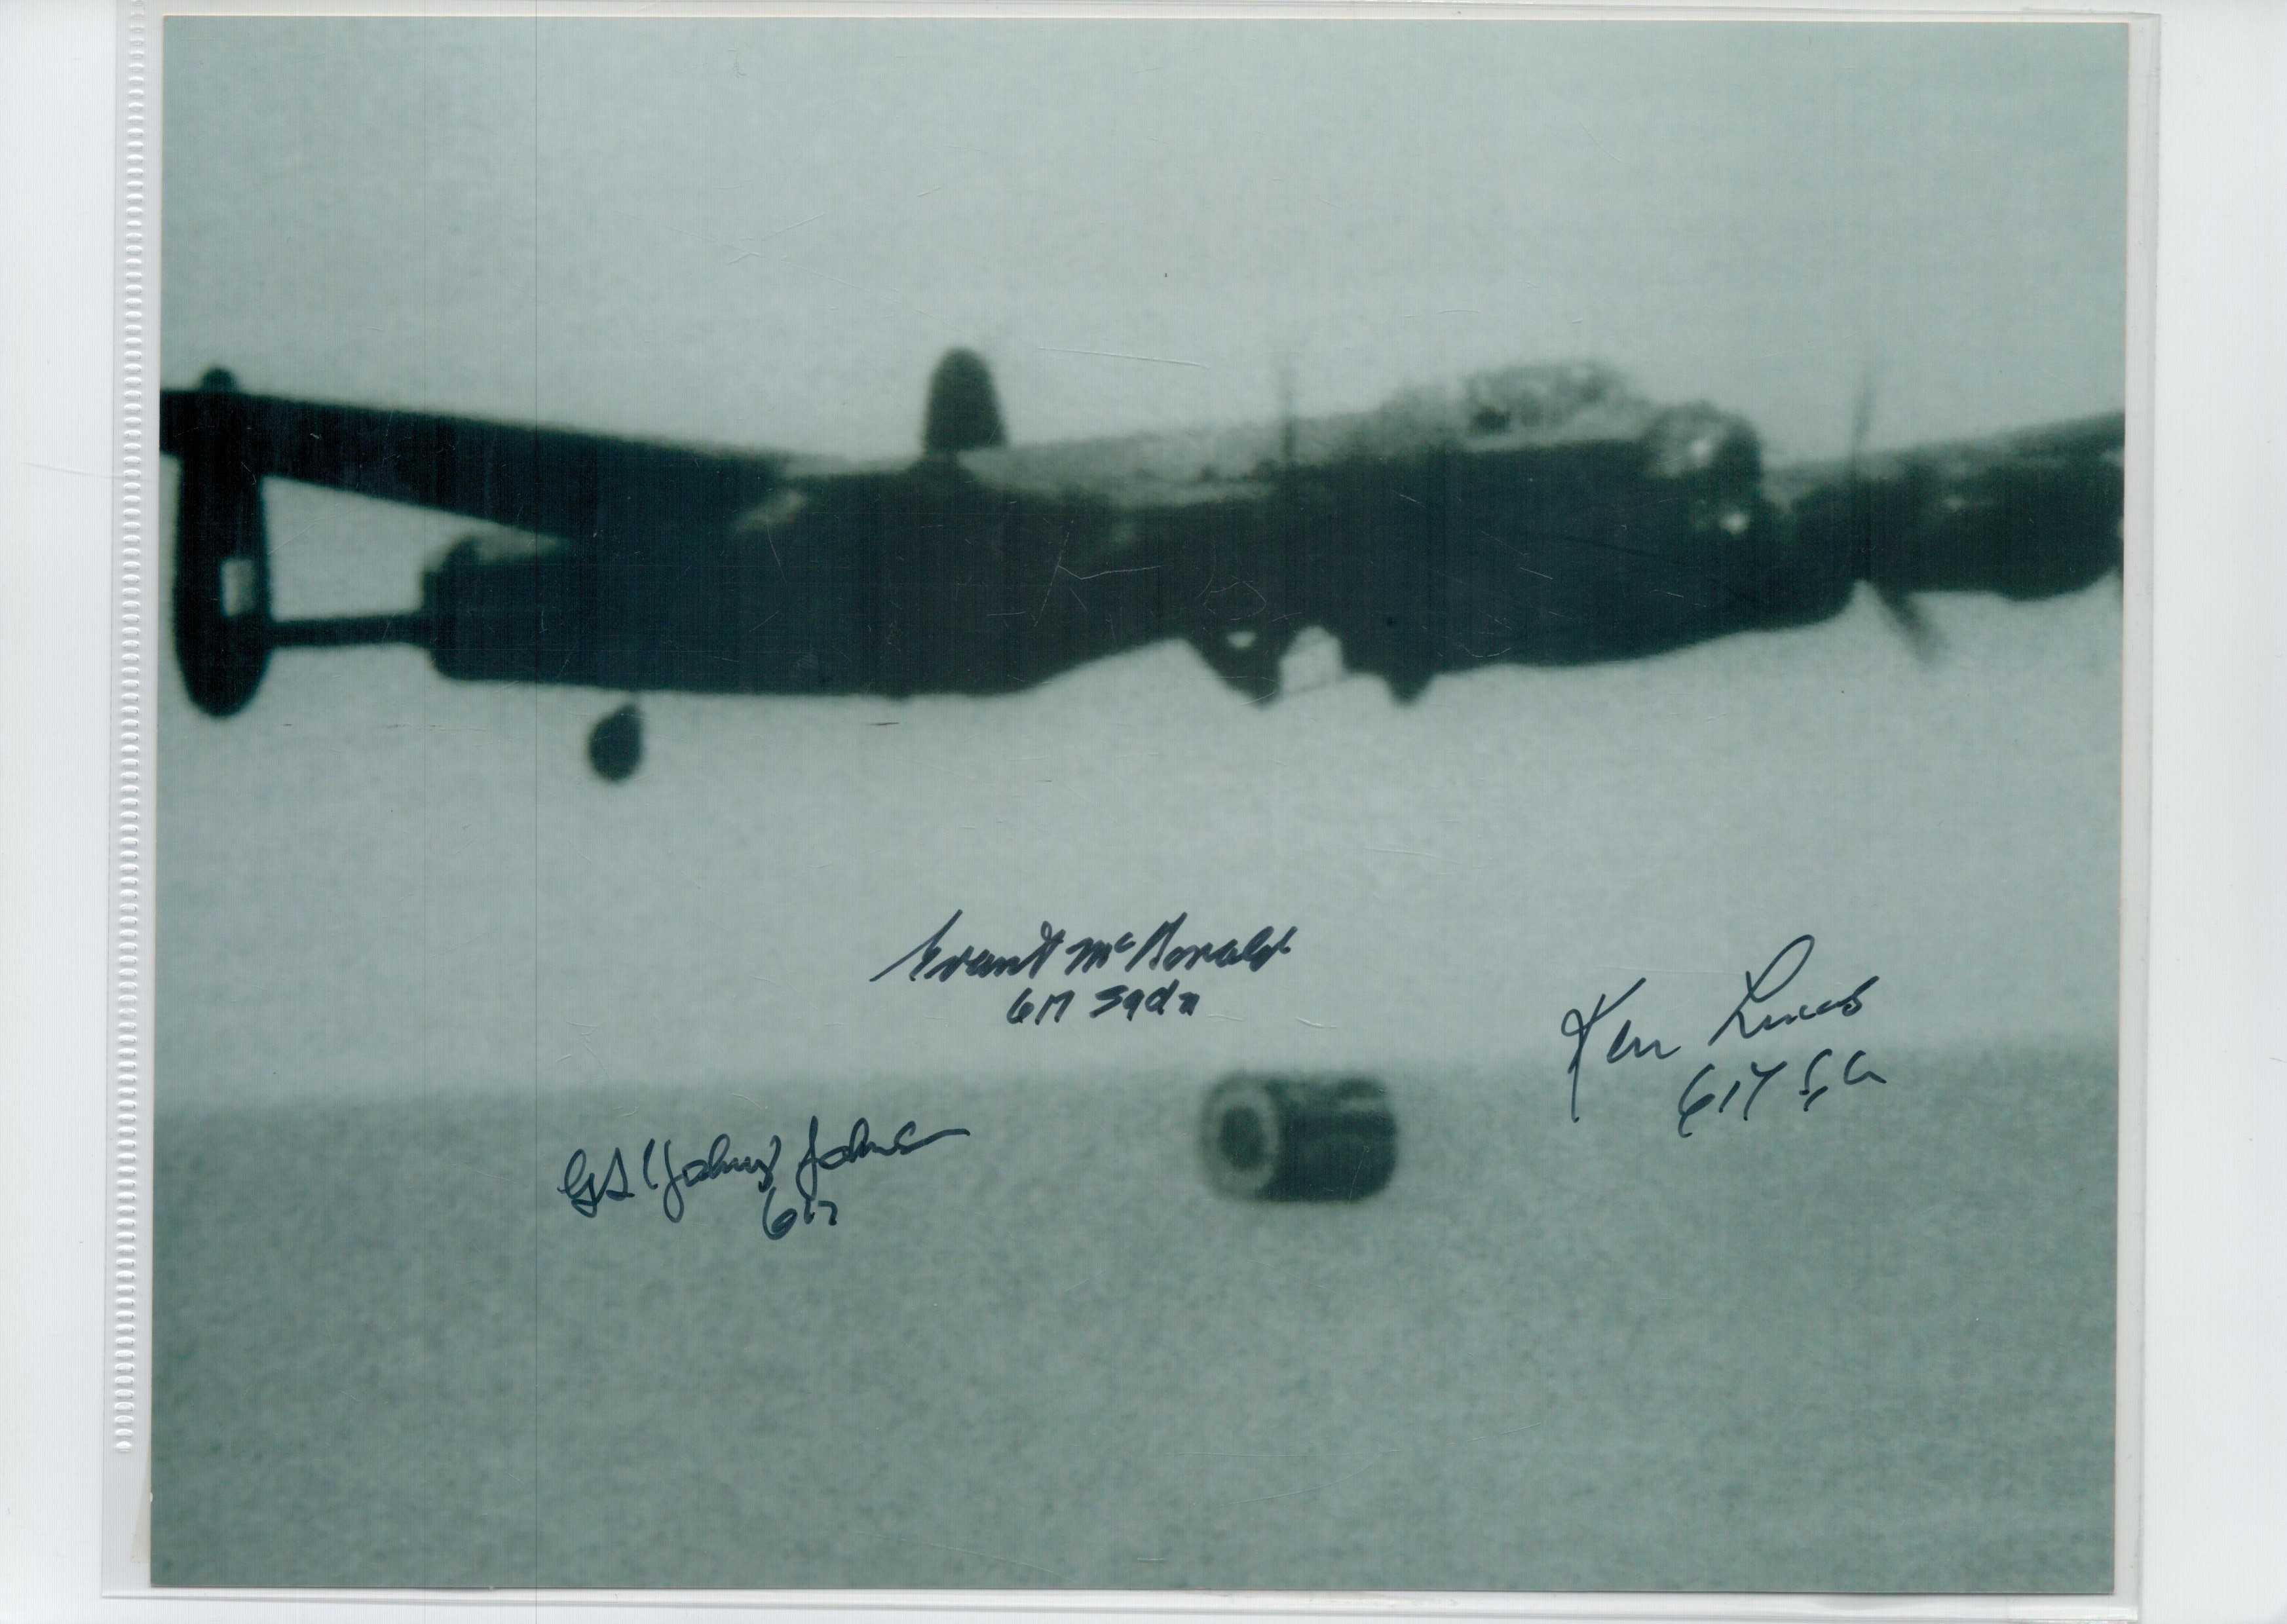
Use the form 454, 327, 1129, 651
174, 368, 274, 715
922, 349, 1007, 455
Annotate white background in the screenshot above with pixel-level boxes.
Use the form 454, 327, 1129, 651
1, 1, 2280, 1619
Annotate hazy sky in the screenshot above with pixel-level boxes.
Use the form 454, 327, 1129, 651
162, 18, 2128, 464
155, 18, 2128, 1108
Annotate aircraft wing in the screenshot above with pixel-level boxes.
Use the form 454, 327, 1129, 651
1762, 411, 2125, 512
159, 375, 796, 549
1764, 409, 2125, 603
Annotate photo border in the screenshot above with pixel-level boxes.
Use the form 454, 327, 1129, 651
0, 0, 2218, 1616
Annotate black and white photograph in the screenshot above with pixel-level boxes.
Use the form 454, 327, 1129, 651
147, 12, 2130, 1595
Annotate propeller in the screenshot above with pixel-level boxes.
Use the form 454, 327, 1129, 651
1874, 580, 1942, 662
1847, 365, 1943, 663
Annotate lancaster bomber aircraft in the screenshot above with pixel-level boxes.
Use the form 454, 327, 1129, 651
161, 349, 2125, 780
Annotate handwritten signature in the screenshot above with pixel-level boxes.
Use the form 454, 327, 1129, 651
1560, 935, 1887, 1136
873, 909, 1296, 1025
559, 1115, 968, 1238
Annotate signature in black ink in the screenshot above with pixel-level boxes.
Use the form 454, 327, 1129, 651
1557, 935, 1888, 1135
1706, 934, 1879, 1046
873, 912, 1067, 984
1559, 977, 1680, 1124
1004, 977, 1201, 1025
875, 909, 1295, 1024
1674, 1047, 1887, 1137
559, 1116, 968, 1238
